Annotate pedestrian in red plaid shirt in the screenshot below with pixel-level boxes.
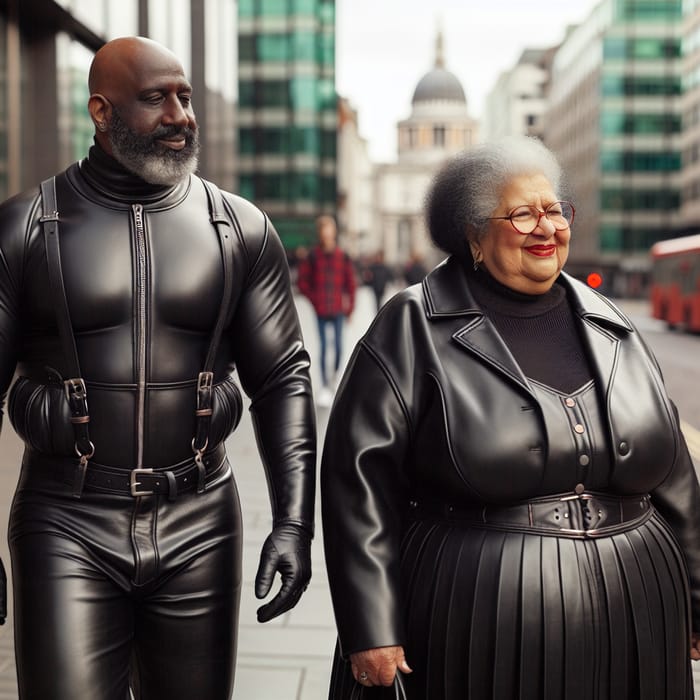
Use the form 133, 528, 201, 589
297, 215, 356, 407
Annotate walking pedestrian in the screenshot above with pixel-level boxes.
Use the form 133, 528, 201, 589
297, 215, 356, 407
0, 36, 315, 700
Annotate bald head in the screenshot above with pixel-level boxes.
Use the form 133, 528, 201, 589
86, 36, 199, 185
89, 37, 186, 100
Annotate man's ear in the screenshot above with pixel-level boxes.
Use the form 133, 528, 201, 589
88, 93, 111, 133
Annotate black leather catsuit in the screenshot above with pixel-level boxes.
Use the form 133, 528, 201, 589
0, 146, 316, 699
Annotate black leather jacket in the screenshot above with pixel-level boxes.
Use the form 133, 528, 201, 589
0, 147, 315, 530
322, 256, 700, 654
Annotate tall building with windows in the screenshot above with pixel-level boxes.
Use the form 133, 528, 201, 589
0, 0, 237, 201
546, 0, 683, 294
681, 0, 700, 231
236, 0, 336, 249
482, 47, 557, 142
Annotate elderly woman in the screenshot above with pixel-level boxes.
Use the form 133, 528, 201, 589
321, 137, 700, 699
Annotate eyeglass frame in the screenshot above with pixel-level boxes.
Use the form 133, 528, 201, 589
487, 200, 576, 235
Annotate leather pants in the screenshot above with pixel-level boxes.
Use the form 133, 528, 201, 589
8, 451, 242, 700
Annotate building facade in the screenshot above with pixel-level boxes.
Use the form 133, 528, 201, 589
482, 47, 557, 142
0, 0, 237, 202
373, 32, 478, 269
681, 0, 700, 231
236, 0, 336, 249
546, 0, 684, 295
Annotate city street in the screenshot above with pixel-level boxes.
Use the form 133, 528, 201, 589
0, 287, 700, 699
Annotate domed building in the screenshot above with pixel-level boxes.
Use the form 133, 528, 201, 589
373, 32, 478, 271
397, 32, 477, 165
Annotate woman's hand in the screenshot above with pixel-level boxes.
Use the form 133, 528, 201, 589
691, 633, 700, 660
350, 645, 412, 686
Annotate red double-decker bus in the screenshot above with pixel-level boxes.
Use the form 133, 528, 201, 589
650, 234, 700, 332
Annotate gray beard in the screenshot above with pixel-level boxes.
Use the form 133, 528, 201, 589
108, 109, 200, 186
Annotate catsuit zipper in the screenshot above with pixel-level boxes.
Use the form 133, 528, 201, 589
132, 204, 147, 469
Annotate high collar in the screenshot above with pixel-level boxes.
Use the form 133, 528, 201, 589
422, 256, 633, 334
77, 142, 181, 204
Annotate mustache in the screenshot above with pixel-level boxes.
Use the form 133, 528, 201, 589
149, 124, 197, 143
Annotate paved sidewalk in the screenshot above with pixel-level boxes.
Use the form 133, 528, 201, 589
1, 289, 700, 698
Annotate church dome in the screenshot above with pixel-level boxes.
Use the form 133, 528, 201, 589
411, 30, 467, 105
412, 67, 466, 104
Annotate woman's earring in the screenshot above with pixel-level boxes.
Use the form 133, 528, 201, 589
473, 258, 480, 271
472, 249, 482, 271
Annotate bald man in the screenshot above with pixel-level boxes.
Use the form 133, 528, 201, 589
0, 37, 315, 699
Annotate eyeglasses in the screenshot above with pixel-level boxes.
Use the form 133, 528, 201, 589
488, 201, 575, 235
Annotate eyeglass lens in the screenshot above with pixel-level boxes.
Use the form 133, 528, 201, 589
510, 202, 574, 234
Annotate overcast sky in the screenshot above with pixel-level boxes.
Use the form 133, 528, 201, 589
335, 0, 601, 162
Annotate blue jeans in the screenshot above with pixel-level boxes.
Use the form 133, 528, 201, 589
317, 314, 344, 387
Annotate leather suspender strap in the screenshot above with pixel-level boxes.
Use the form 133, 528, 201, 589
40, 177, 94, 497
193, 179, 236, 492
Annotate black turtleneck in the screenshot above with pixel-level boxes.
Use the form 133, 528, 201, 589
468, 267, 594, 393
78, 141, 175, 203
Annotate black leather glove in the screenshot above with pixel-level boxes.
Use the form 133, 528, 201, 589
0, 557, 6, 625
255, 523, 312, 623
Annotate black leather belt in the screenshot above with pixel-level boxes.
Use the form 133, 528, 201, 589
22, 444, 227, 500
408, 490, 653, 539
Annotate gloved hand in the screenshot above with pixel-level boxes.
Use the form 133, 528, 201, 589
0, 557, 6, 625
255, 523, 312, 623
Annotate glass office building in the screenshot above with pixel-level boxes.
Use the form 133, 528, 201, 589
0, 0, 236, 201
237, 0, 337, 248
547, 0, 683, 294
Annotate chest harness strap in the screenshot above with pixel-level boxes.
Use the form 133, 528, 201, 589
39, 176, 236, 498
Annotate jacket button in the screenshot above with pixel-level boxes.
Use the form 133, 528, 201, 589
579, 454, 590, 466
574, 424, 585, 434
619, 441, 630, 455
574, 483, 585, 495
565, 398, 576, 407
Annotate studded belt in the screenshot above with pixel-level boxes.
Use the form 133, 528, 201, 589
408, 489, 653, 539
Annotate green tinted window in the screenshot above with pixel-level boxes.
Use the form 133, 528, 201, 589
602, 74, 681, 96
600, 225, 623, 252
318, 32, 334, 65
238, 35, 255, 61
239, 81, 291, 108
601, 112, 681, 135
238, 128, 255, 155
293, 172, 319, 200
291, 31, 315, 61
600, 224, 672, 252
616, 1, 682, 20
294, 0, 317, 12
260, 0, 288, 16
318, 78, 336, 111
601, 188, 680, 210
239, 174, 255, 200
238, 0, 255, 16
600, 150, 681, 172
603, 37, 680, 59
258, 34, 288, 61
290, 77, 317, 110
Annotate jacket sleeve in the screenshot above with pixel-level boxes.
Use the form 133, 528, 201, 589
0, 191, 37, 429
650, 403, 700, 631
228, 209, 316, 532
321, 339, 412, 657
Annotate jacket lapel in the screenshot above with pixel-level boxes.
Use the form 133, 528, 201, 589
423, 258, 532, 395
422, 258, 634, 398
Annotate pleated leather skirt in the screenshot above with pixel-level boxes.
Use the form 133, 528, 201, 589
329, 512, 694, 699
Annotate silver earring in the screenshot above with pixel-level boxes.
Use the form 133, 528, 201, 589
473, 258, 479, 271
97, 122, 107, 132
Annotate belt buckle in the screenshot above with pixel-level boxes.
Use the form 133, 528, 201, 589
130, 468, 155, 497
